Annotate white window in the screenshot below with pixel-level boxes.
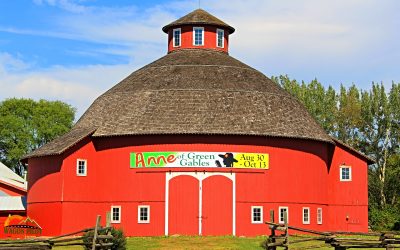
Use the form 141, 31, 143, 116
302, 207, 310, 224
76, 159, 87, 176
279, 206, 289, 224
138, 205, 150, 223
216, 28, 224, 48
111, 206, 121, 223
193, 27, 204, 46
317, 208, 323, 224
173, 28, 181, 47
340, 166, 352, 181
251, 206, 263, 224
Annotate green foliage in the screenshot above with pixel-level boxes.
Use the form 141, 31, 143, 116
83, 227, 127, 250
273, 76, 400, 230
369, 206, 400, 231
0, 98, 75, 175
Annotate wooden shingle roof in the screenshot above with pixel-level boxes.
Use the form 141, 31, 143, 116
25, 49, 333, 159
162, 9, 235, 34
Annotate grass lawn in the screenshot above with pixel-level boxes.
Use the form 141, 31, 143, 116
126, 236, 266, 249
54, 235, 387, 250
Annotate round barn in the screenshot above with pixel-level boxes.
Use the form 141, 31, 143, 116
23, 9, 373, 236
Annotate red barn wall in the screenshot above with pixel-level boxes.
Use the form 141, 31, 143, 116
327, 145, 369, 232
168, 25, 229, 53
27, 135, 368, 236
27, 155, 63, 236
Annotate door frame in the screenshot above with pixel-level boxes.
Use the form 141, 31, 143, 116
165, 172, 236, 236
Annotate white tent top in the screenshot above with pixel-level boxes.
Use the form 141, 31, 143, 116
0, 196, 26, 211
0, 162, 27, 191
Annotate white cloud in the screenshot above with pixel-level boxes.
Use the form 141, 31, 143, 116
2, 0, 399, 118
25, 0, 398, 71
33, 0, 87, 13
16, 76, 96, 105
0, 53, 31, 73
0, 45, 165, 118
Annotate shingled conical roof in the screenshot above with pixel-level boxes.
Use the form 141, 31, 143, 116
162, 9, 235, 34
24, 48, 333, 159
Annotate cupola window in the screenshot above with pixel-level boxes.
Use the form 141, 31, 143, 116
217, 29, 224, 48
193, 27, 204, 46
173, 28, 181, 47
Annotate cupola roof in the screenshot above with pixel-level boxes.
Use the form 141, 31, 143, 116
162, 8, 235, 34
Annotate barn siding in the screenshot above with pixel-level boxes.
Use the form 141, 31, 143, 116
26, 135, 369, 236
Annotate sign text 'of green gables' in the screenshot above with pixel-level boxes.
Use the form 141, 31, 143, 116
130, 152, 269, 169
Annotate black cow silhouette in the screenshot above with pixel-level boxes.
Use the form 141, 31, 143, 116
217, 153, 238, 167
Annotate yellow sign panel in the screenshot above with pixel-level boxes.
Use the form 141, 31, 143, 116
234, 153, 269, 169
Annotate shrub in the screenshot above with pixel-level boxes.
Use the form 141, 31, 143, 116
83, 227, 127, 250
369, 206, 400, 231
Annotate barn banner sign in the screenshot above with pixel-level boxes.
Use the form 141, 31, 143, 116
130, 152, 269, 169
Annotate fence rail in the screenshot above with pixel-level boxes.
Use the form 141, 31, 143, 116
0, 215, 115, 249
265, 210, 400, 250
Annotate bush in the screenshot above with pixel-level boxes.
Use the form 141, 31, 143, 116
83, 227, 127, 250
369, 206, 400, 231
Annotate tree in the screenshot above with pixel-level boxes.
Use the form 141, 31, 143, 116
0, 98, 75, 176
273, 75, 400, 227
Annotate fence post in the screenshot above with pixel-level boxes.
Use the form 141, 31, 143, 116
269, 210, 276, 250
283, 211, 289, 250
92, 215, 101, 250
106, 211, 111, 227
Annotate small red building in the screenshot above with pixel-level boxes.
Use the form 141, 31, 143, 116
0, 162, 27, 238
23, 9, 373, 237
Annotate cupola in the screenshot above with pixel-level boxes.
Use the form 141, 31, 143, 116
162, 9, 235, 53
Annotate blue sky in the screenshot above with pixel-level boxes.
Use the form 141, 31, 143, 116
0, 0, 399, 118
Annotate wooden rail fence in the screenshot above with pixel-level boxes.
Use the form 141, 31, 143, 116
265, 210, 400, 249
0, 215, 115, 249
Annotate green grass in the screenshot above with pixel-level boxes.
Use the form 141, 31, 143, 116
52, 235, 387, 250
126, 236, 265, 250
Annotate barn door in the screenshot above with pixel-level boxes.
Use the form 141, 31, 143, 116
202, 175, 233, 235
166, 172, 235, 236
168, 175, 199, 235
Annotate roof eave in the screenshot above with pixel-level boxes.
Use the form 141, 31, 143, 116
331, 137, 376, 165
162, 23, 235, 34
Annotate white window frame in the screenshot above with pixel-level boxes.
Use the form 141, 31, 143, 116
173, 28, 181, 47
317, 208, 323, 224
111, 206, 121, 224
278, 206, 289, 224
138, 205, 150, 224
302, 207, 310, 224
216, 28, 224, 48
193, 27, 204, 46
251, 206, 263, 224
340, 165, 352, 181
76, 159, 87, 176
